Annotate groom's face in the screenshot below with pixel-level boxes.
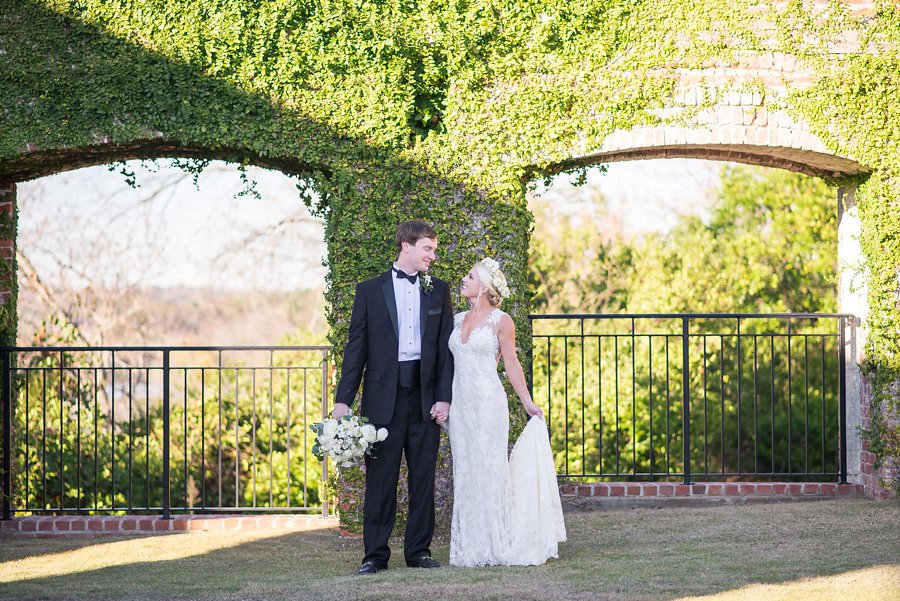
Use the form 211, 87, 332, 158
401, 236, 437, 274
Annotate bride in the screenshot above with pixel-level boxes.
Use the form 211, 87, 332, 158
442, 257, 566, 567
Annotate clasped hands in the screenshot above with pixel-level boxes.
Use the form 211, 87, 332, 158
332, 401, 450, 426
430, 401, 449, 426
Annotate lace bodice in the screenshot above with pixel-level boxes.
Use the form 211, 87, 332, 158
449, 308, 504, 365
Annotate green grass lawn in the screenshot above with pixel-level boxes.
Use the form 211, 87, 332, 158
1, 499, 898, 601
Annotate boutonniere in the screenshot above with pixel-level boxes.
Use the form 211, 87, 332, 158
420, 273, 434, 294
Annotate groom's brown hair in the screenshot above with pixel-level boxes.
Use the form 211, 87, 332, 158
395, 220, 437, 254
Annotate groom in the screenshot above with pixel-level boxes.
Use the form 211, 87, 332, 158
333, 220, 454, 575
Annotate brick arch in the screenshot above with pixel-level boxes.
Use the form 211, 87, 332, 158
0, 139, 324, 186
547, 99, 868, 180
533, 48, 878, 495
0, 140, 328, 308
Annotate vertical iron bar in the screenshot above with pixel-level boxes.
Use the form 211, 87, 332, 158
737, 318, 742, 476
128, 368, 133, 511
787, 319, 793, 474
218, 351, 223, 508
162, 350, 171, 520
235, 369, 239, 509
631, 319, 636, 474
649, 334, 653, 476
667, 336, 672, 475
42, 368, 46, 510
145, 367, 149, 510
269, 351, 274, 508
580, 320, 586, 476
753, 336, 759, 475
839, 317, 847, 484
287, 368, 293, 508
528, 317, 534, 399
58, 352, 63, 510
804, 335, 810, 475
614, 336, 619, 475
77, 367, 82, 512
201, 368, 206, 510
2, 350, 11, 520
598, 335, 603, 476
26, 366, 31, 511
252, 368, 257, 508
183, 368, 188, 510
110, 351, 115, 511
719, 336, 724, 474
770, 337, 775, 475
821, 336, 826, 475
546, 338, 551, 440
304, 369, 309, 508
702, 336, 707, 475
321, 349, 329, 517
682, 317, 691, 485
564, 337, 569, 476
93, 368, 98, 511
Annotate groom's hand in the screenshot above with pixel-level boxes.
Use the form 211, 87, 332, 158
331, 403, 351, 420
431, 401, 450, 426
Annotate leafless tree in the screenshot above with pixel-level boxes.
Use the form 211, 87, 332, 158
17, 161, 328, 352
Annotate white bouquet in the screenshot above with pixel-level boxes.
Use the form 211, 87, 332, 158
310, 415, 388, 468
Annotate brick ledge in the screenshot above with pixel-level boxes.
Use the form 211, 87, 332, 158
1, 514, 339, 536
559, 481, 865, 498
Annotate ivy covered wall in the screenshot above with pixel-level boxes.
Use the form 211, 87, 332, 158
0, 0, 897, 523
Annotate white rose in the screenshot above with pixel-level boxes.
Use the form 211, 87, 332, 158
322, 419, 338, 439
376, 428, 388, 442
361, 424, 377, 443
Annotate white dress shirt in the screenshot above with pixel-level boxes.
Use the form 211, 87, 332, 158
392, 264, 422, 361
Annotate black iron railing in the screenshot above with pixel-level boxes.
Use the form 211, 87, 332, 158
0, 313, 856, 519
529, 313, 852, 484
1, 346, 331, 519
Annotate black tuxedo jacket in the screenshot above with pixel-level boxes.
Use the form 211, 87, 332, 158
334, 270, 454, 424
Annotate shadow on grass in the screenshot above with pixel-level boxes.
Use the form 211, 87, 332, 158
0, 500, 897, 601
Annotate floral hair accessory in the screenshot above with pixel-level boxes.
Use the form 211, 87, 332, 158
480, 257, 510, 298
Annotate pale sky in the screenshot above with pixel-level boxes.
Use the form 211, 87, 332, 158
533, 158, 720, 232
18, 158, 723, 292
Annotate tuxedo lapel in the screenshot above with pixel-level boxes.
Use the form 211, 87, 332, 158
381, 272, 399, 340
419, 286, 427, 337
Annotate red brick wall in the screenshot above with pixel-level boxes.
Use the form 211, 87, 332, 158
0, 183, 14, 307
858, 378, 899, 499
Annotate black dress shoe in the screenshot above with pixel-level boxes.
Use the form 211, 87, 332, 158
357, 561, 386, 575
406, 555, 440, 568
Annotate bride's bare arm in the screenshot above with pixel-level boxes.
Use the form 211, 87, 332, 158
498, 314, 544, 418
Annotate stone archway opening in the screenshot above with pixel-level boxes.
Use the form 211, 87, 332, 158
527, 136, 873, 494
1, 146, 338, 520
16, 157, 328, 349
1, 143, 332, 346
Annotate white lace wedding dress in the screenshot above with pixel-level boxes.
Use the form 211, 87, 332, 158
447, 308, 567, 566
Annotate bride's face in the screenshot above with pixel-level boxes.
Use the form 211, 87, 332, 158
460, 267, 483, 300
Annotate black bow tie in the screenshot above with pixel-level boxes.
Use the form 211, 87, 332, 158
394, 268, 418, 284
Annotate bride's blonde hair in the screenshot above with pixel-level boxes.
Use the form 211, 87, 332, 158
472, 258, 510, 308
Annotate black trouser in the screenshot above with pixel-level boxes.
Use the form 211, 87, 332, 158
362, 363, 440, 566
